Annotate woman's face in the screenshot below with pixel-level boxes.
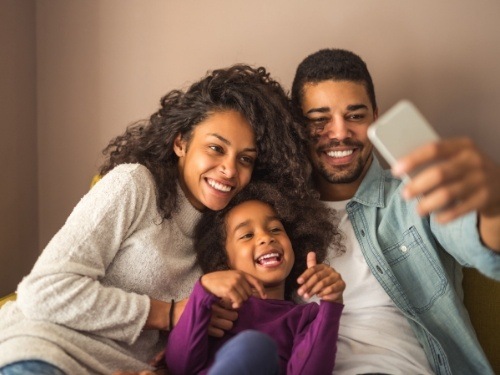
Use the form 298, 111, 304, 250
174, 110, 257, 211
224, 200, 294, 296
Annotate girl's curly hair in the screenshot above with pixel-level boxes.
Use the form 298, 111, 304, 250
99, 64, 312, 218
195, 181, 343, 301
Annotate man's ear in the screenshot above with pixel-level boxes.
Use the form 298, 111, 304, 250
173, 133, 186, 157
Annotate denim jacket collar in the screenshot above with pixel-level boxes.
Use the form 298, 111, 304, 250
351, 155, 386, 208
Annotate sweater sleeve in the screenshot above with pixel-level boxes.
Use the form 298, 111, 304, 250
16, 164, 154, 345
165, 281, 217, 375
287, 301, 344, 375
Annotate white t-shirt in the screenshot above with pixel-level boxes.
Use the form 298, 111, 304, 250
313, 200, 434, 375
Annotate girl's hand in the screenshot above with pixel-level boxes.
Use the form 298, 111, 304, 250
201, 270, 267, 309
297, 252, 345, 303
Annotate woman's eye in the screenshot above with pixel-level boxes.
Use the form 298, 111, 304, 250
209, 145, 224, 153
239, 156, 255, 166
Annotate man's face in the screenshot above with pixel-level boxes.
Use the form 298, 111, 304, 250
301, 80, 377, 188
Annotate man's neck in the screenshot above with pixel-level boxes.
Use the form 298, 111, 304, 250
316, 179, 359, 201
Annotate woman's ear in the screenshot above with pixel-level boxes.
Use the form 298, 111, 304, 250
173, 133, 186, 157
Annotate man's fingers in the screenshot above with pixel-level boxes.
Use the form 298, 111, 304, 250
207, 326, 225, 338
402, 143, 477, 200
209, 302, 237, 338
392, 138, 470, 177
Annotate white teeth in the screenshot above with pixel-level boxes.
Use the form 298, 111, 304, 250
326, 150, 353, 158
257, 253, 280, 262
207, 179, 231, 192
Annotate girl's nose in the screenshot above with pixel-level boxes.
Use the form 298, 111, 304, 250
257, 232, 275, 246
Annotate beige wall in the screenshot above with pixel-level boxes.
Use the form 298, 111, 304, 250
0, 0, 38, 295
3, 0, 500, 291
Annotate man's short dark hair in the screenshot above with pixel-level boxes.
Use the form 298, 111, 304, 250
291, 48, 377, 114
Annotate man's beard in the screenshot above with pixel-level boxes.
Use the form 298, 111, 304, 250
311, 138, 368, 184
315, 157, 365, 184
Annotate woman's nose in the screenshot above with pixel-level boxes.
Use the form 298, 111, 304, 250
219, 157, 237, 177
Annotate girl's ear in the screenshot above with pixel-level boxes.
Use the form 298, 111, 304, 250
173, 133, 186, 157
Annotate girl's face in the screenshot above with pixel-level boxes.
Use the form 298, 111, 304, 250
224, 200, 294, 298
175, 110, 257, 211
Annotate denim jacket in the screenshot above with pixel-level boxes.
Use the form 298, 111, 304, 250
346, 157, 500, 375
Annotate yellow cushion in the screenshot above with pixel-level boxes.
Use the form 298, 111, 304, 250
0, 293, 16, 308
463, 268, 500, 374
90, 174, 102, 188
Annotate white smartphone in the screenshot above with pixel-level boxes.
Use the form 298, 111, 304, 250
367, 100, 440, 179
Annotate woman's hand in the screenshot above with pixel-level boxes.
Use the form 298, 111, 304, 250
144, 297, 188, 331
297, 252, 345, 303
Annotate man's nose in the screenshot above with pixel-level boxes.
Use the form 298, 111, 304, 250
324, 117, 351, 140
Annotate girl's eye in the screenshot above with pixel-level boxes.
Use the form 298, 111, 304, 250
239, 232, 253, 240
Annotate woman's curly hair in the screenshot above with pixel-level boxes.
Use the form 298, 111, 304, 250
195, 181, 343, 301
99, 64, 312, 218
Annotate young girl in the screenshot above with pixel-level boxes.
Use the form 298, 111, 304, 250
0, 65, 312, 375
165, 181, 345, 375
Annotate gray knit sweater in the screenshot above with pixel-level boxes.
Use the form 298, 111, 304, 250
0, 164, 203, 374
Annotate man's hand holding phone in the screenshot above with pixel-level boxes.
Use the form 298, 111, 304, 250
369, 100, 500, 251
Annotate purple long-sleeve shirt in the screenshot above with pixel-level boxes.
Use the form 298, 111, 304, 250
165, 280, 343, 375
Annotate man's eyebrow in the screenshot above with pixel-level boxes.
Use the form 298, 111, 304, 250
305, 107, 330, 115
207, 133, 257, 153
347, 104, 368, 111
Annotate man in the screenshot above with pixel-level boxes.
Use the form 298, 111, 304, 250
291, 48, 500, 375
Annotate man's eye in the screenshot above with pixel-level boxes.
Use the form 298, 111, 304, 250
308, 117, 328, 125
348, 114, 365, 121
307, 118, 328, 133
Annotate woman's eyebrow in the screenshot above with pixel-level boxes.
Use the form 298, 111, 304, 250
207, 133, 257, 153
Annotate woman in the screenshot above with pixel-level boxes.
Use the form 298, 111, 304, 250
0, 65, 311, 375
